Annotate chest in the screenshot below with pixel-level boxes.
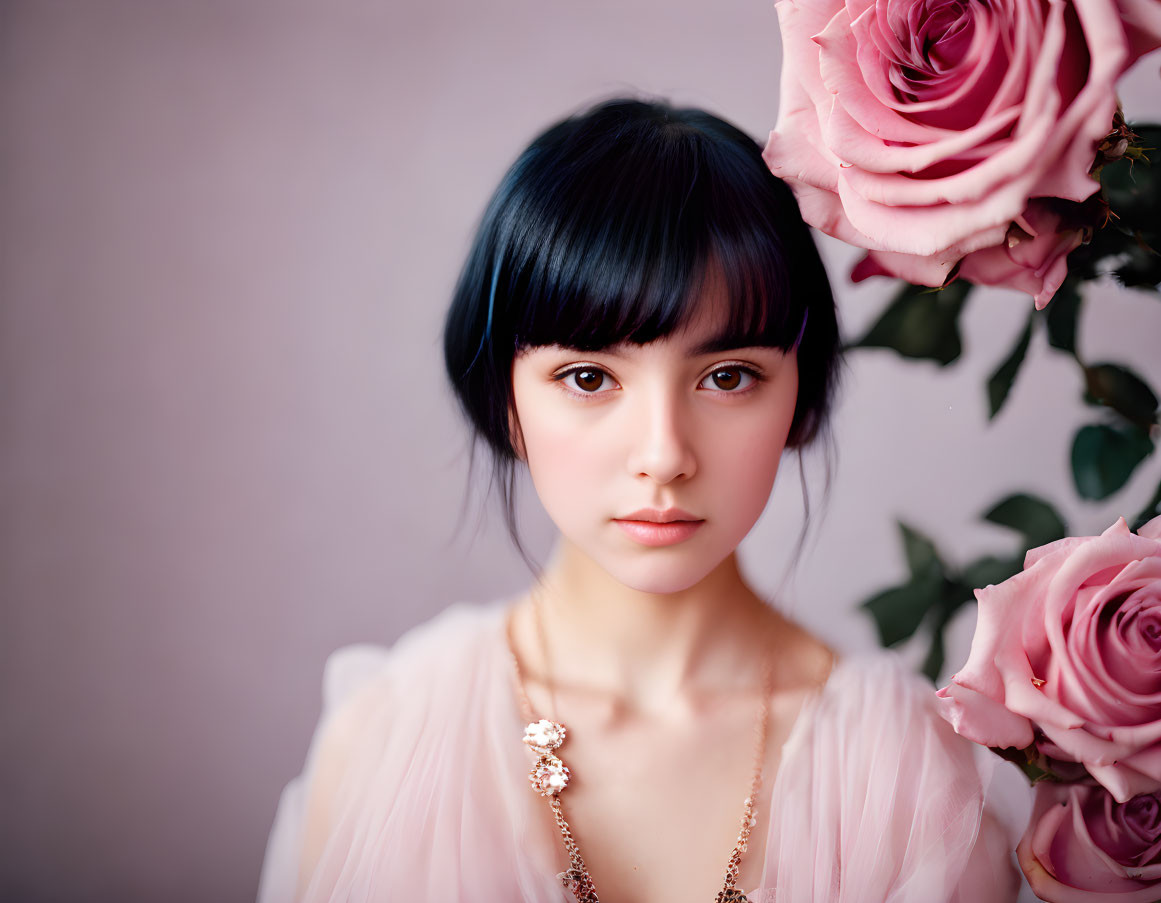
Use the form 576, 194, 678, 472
525, 690, 813, 903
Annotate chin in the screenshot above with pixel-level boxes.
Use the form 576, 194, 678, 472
597, 551, 727, 596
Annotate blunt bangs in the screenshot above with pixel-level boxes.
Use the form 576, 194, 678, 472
503, 114, 804, 355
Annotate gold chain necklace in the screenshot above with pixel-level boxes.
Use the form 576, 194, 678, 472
505, 593, 776, 903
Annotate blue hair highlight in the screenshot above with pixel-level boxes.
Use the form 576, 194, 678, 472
463, 257, 502, 375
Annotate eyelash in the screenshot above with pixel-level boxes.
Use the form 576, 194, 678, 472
550, 363, 766, 401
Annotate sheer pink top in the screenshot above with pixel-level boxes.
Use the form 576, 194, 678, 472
257, 601, 1021, 902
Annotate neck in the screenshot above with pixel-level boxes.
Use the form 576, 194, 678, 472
517, 538, 778, 717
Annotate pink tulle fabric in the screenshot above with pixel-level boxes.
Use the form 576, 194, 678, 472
257, 602, 1021, 902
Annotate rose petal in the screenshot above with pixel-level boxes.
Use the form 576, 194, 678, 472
1118, 0, 1161, 63
1090, 758, 1161, 804
850, 247, 961, 286
1140, 516, 1161, 542
935, 680, 1035, 748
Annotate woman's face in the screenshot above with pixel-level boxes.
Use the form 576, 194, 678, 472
509, 296, 799, 595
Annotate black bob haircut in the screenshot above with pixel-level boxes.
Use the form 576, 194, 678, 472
443, 97, 843, 565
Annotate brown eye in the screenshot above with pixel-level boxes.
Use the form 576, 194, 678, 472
555, 366, 615, 396
573, 369, 605, 392
710, 369, 741, 390
699, 366, 760, 393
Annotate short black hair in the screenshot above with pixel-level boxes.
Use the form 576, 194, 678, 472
443, 97, 842, 567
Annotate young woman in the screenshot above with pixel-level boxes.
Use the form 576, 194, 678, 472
257, 98, 1019, 902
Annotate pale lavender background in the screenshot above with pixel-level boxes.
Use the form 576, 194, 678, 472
2, 1, 1160, 900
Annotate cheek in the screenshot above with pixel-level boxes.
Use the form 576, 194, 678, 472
526, 431, 600, 508
515, 401, 618, 523
706, 412, 793, 521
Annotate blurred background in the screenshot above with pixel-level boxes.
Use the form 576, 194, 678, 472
2, 1, 1159, 900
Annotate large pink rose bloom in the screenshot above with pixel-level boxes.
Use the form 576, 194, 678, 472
1018, 783, 1161, 901
764, 0, 1130, 299
936, 515, 1161, 803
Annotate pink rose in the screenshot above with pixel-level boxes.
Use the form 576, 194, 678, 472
1018, 782, 1161, 901
853, 199, 1090, 309
1118, 0, 1161, 62
936, 515, 1161, 803
764, 0, 1130, 292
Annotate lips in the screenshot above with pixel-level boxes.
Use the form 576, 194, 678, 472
612, 508, 705, 548
616, 507, 703, 524
613, 518, 704, 547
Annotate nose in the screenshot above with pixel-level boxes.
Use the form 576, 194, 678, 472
624, 386, 697, 484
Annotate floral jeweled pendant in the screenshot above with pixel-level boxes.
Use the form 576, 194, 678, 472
715, 890, 751, 903
524, 719, 571, 796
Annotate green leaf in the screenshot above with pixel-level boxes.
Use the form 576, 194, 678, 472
899, 521, 944, 581
920, 581, 977, 682
986, 311, 1034, 419
1085, 362, 1160, 427
1113, 240, 1161, 290
1071, 423, 1156, 500
848, 281, 972, 366
921, 630, 945, 683
1132, 478, 1161, 533
982, 494, 1069, 548
961, 555, 1024, 590
861, 522, 950, 649
861, 581, 941, 647
1042, 279, 1083, 355
939, 576, 980, 607
924, 588, 972, 683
